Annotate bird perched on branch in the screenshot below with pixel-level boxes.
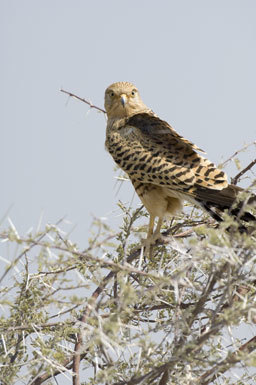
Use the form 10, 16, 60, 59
104, 81, 255, 245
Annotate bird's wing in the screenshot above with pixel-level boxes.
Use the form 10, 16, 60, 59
128, 112, 206, 153
113, 112, 228, 193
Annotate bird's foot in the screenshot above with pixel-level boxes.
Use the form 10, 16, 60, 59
141, 233, 169, 257
153, 232, 169, 245
141, 238, 154, 257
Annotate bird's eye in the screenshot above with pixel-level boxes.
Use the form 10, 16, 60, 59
131, 90, 136, 96
109, 91, 115, 97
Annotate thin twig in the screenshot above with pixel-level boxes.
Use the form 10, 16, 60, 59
231, 158, 256, 185
60, 89, 106, 114
1, 321, 74, 333
221, 142, 256, 168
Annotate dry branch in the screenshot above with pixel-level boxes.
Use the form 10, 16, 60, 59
60, 88, 106, 113
232, 158, 256, 185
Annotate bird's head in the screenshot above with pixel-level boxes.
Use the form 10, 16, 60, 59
104, 82, 148, 119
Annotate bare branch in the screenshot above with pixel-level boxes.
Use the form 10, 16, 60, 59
60, 88, 106, 114
231, 158, 256, 185
221, 141, 256, 167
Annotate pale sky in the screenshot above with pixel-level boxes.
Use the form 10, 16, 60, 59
2, 0, 256, 245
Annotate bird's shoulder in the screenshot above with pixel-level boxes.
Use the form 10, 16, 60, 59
118, 112, 206, 154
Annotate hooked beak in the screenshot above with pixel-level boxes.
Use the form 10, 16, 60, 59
120, 94, 127, 107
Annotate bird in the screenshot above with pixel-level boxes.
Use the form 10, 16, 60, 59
104, 81, 255, 246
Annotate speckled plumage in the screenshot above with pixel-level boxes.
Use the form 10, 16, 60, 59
104, 82, 254, 241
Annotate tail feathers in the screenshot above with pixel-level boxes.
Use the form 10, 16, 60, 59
194, 184, 256, 225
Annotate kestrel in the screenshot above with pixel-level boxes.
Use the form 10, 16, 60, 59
104, 81, 255, 243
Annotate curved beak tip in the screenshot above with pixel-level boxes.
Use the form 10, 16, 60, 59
120, 95, 126, 107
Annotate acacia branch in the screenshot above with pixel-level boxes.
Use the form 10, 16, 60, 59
72, 245, 142, 385
0, 217, 65, 285
198, 335, 256, 385
60, 88, 106, 114
221, 141, 256, 167
26, 216, 243, 385
29, 244, 142, 385
1, 321, 74, 332
111, 260, 253, 385
231, 158, 256, 185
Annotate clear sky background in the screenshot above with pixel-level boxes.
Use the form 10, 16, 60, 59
2, 0, 256, 246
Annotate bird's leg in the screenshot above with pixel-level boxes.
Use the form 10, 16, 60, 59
152, 217, 171, 244
142, 216, 166, 256
141, 215, 155, 256
152, 217, 163, 238
151, 216, 168, 244
153, 217, 163, 238
147, 214, 155, 239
